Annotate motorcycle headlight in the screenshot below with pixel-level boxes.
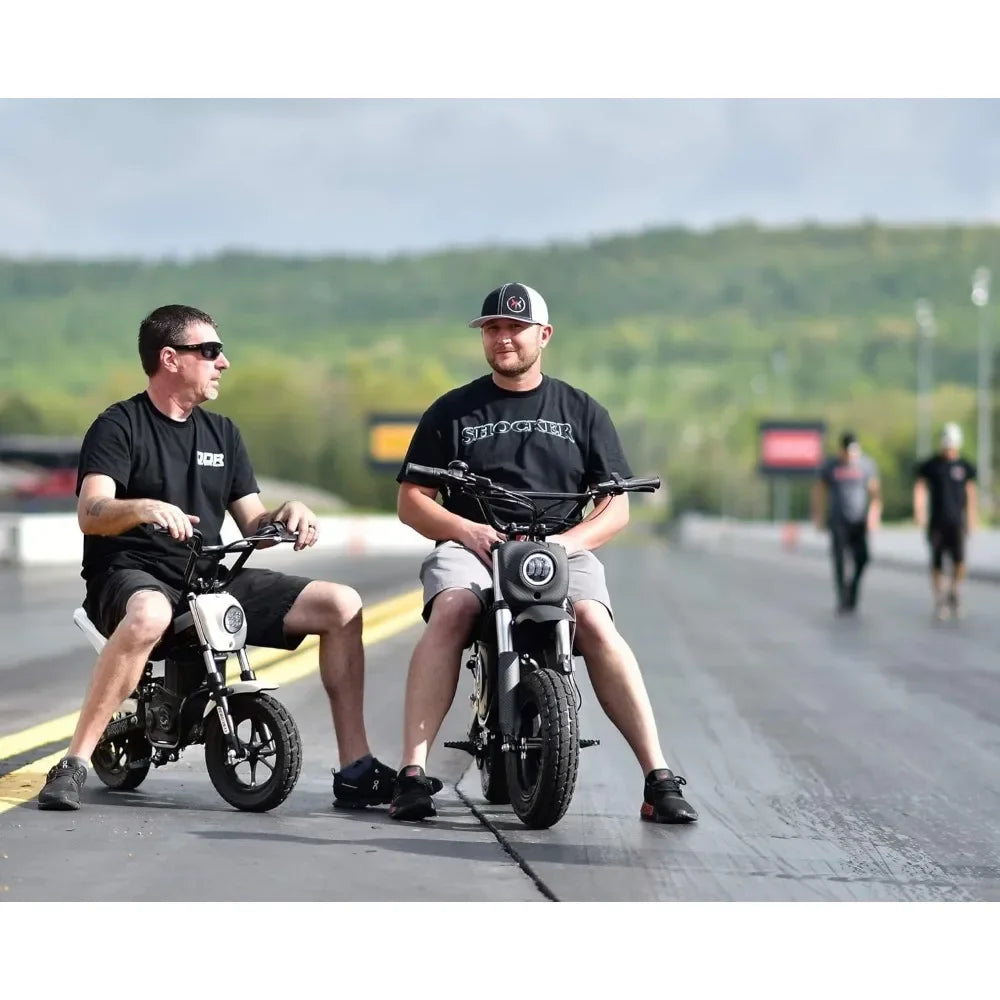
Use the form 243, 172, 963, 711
519, 551, 556, 588
222, 605, 245, 634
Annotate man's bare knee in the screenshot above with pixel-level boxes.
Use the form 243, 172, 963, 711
426, 589, 482, 639
286, 580, 362, 635
573, 600, 615, 651
116, 591, 173, 648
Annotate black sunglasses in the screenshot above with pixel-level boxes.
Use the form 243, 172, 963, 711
174, 342, 225, 360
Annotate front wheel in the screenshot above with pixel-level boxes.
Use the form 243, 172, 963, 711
204, 693, 302, 812
506, 668, 580, 829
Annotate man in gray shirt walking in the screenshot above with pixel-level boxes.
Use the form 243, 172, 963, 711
811, 431, 882, 613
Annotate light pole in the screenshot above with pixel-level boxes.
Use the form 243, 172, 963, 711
914, 299, 936, 459
973, 267, 992, 515
770, 347, 791, 522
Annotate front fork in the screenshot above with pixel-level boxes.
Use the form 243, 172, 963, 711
493, 549, 518, 746
192, 621, 257, 762
493, 550, 574, 749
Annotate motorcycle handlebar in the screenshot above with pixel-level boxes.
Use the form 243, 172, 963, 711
152, 521, 299, 552
404, 463, 661, 497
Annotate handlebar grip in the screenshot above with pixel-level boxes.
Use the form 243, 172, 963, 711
404, 462, 449, 481
624, 476, 661, 492
594, 475, 661, 493
260, 521, 298, 540
151, 525, 204, 540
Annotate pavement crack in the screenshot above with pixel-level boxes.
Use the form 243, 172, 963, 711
453, 780, 558, 902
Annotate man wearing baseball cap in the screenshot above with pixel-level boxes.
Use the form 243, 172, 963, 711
388, 282, 698, 825
914, 422, 978, 619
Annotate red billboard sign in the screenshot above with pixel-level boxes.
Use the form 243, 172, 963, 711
758, 421, 826, 476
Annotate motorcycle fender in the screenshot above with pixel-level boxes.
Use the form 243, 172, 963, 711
513, 605, 575, 626
202, 682, 278, 717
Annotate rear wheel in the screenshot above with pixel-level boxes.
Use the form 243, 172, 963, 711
506, 668, 579, 829
204, 693, 302, 812
91, 715, 152, 791
472, 645, 509, 804
478, 720, 510, 804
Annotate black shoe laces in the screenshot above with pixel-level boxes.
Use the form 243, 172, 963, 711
47, 759, 86, 783
650, 773, 687, 795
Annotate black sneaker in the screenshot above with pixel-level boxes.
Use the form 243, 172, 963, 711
641, 768, 699, 824
332, 756, 397, 809
388, 765, 443, 821
38, 756, 88, 811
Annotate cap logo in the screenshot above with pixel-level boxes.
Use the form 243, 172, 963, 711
506, 295, 526, 314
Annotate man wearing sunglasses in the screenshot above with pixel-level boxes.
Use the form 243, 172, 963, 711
37, 304, 395, 811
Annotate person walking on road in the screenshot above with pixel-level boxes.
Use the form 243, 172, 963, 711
812, 431, 881, 614
914, 422, 978, 620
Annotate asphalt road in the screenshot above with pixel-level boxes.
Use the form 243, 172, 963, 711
3, 537, 1000, 901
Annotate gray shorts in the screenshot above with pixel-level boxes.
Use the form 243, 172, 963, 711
419, 540, 613, 622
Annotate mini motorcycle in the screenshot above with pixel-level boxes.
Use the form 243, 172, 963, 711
73, 522, 303, 812
405, 460, 660, 829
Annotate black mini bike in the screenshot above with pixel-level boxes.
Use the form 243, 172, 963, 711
406, 460, 660, 829
73, 523, 303, 812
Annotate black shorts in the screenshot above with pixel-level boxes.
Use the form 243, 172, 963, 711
85, 567, 314, 651
928, 523, 965, 569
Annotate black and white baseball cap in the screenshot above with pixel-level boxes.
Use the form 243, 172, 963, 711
468, 282, 550, 328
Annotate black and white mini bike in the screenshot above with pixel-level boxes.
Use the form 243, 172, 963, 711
73, 523, 303, 812
406, 460, 660, 829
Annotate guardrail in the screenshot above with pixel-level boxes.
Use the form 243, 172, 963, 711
0, 512, 433, 566
676, 513, 1000, 581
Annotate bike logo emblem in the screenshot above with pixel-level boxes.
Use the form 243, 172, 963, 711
506, 295, 526, 314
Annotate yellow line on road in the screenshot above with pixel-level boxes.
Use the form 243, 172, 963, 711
0, 588, 423, 813
0, 750, 66, 811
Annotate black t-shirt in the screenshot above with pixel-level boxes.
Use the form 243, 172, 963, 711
76, 391, 259, 593
914, 454, 977, 527
396, 374, 633, 525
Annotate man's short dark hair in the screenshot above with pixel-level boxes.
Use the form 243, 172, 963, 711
840, 431, 857, 450
138, 304, 218, 376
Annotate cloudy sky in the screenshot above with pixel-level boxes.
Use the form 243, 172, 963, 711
2, 99, 999, 259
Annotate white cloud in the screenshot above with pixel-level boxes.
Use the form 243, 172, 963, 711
1, 99, 999, 259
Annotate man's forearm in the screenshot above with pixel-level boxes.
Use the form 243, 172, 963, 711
399, 492, 475, 542
557, 498, 628, 551
78, 497, 149, 536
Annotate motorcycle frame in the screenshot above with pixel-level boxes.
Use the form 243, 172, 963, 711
90, 524, 295, 763
489, 540, 576, 750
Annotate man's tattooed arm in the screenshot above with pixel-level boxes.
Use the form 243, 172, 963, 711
86, 497, 112, 519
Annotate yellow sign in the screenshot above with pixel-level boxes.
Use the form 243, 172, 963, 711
368, 417, 419, 466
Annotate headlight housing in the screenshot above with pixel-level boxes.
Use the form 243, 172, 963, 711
519, 551, 556, 588
222, 605, 245, 634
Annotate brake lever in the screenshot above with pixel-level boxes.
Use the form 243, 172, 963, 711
257, 520, 299, 544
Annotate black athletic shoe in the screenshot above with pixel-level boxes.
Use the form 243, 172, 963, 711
388, 765, 443, 821
641, 768, 699, 824
332, 756, 397, 809
37, 756, 88, 811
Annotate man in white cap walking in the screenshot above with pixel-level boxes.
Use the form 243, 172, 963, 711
914, 423, 978, 619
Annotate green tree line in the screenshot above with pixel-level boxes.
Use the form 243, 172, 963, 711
2, 222, 998, 519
